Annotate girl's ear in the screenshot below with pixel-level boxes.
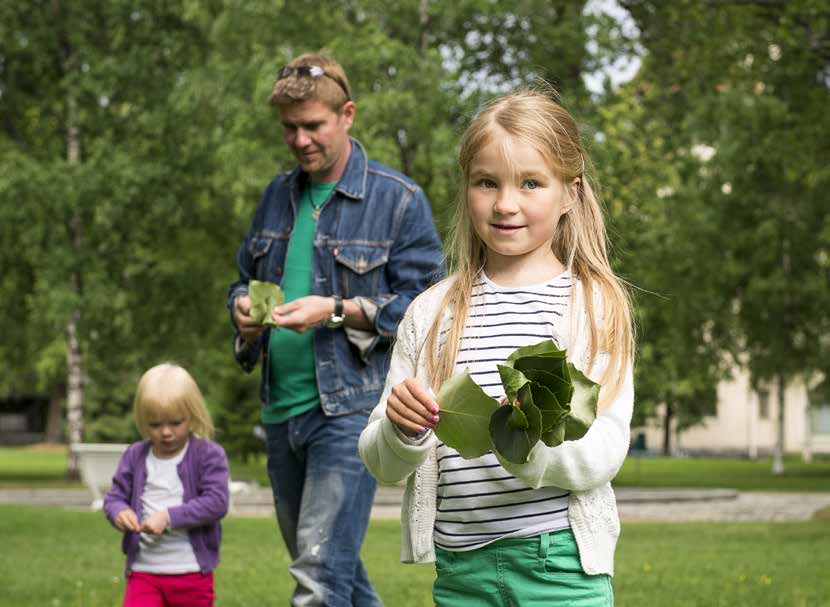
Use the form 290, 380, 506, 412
562, 178, 580, 213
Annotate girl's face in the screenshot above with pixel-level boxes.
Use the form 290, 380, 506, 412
146, 412, 191, 458
467, 130, 575, 283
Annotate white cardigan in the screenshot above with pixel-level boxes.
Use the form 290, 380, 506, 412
358, 276, 634, 575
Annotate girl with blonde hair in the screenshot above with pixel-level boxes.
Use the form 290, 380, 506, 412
104, 363, 229, 607
359, 89, 634, 605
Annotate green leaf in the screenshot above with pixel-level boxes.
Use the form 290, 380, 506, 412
509, 405, 529, 429
563, 364, 600, 441
540, 423, 566, 448
528, 382, 569, 432
497, 364, 530, 404
506, 340, 567, 365
489, 384, 542, 463
435, 369, 499, 459
248, 280, 284, 328
522, 368, 572, 410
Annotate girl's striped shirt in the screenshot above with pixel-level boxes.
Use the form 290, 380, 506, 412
434, 270, 573, 551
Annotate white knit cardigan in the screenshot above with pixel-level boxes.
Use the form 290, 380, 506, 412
358, 275, 634, 575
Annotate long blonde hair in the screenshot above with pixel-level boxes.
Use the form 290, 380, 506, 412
425, 89, 634, 408
134, 363, 215, 439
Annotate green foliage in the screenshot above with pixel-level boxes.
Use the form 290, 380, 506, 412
5, 0, 823, 459
433, 371, 498, 459
437, 341, 598, 463
1, 0, 608, 457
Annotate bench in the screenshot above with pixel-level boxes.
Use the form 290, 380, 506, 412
69, 442, 129, 510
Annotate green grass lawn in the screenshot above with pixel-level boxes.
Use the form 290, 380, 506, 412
1, 505, 827, 607
0, 444, 84, 488
614, 454, 830, 492
4, 445, 827, 492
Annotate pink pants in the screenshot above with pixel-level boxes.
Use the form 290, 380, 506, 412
124, 571, 214, 607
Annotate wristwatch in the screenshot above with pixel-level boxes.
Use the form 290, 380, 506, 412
325, 295, 345, 329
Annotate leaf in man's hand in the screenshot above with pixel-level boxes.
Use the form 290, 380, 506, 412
249, 280, 284, 328
563, 364, 599, 441
435, 370, 499, 459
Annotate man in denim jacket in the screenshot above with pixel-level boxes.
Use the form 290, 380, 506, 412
227, 53, 443, 606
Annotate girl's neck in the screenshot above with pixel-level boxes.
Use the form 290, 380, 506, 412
483, 250, 567, 287
150, 439, 189, 460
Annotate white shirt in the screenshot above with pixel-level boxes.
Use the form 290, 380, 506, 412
132, 442, 200, 574
434, 272, 572, 550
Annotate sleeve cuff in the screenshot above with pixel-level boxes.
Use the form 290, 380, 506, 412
344, 297, 381, 360
394, 424, 432, 445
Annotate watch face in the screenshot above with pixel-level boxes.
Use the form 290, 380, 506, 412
326, 315, 345, 329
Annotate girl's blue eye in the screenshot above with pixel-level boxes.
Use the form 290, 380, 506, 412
523, 179, 538, 190
477, 178, 496, 188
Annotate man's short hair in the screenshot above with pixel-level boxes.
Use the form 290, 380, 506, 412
270, 53, 352, 111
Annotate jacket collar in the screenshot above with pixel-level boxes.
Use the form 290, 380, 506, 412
287, 138, 367, 202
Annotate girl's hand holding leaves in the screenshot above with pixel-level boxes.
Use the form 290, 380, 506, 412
434, 340, 600, 464
248, 280, 285, 328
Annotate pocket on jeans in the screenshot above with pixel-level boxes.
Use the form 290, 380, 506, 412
542, 531, 587, 580
434, 547, 457, 576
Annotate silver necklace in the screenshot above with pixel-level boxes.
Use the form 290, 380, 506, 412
309, 186, 325, 221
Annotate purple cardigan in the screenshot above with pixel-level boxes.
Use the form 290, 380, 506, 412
103, 436, 230, 575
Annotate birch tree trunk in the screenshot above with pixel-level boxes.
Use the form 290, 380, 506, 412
771, 373, 786, 475
662, 402, 673, 456
64, 93, 84, 477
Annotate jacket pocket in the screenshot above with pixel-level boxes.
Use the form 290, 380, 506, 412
247, 236, 285, 281
333, 243, 389, 297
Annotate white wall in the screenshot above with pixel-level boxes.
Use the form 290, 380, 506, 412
635, 369, 828, 455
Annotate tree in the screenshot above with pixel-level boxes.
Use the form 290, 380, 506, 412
620, 0, 830, 467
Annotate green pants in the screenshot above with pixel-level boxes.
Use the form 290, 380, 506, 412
433, 528, 613, 607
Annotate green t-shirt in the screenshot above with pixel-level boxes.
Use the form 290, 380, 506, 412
263, 181, 336, 424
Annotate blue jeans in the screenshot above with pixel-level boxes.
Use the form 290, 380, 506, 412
265, 407, 381, 607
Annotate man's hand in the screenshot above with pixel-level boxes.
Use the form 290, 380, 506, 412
234, 295, 266, 343
141, 510, 170, 536
271, 296, 334, 333
114, 508, 141, 533
386, 378, 440, 437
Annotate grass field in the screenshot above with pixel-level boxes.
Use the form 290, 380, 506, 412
1, 505, 827, 606
2, 445, 829, 492
615, 454, 830, 492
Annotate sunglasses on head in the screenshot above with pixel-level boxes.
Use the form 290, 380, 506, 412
278, 65, 351, 101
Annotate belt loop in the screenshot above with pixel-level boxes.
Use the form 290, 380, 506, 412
539, 532, 549, 559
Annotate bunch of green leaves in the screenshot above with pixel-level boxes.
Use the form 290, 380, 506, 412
247, 280, 284, 328
435, 341, 599, 463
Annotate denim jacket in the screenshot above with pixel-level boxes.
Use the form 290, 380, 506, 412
227, 139, 445, 415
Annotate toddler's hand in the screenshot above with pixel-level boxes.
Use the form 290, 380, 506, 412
114, 508, 140, 533
141, 510, 170, 536
386, 378, 439, 438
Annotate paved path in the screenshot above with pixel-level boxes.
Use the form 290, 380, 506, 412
2, 486, 828, 523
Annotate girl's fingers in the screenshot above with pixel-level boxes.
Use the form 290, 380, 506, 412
404, 378, 439, 414
387, 381, 440, 435
388, 395, 433, 433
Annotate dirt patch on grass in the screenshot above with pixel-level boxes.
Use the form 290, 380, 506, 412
812, 506, 830, 521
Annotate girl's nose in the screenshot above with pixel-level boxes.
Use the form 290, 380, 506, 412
492, 188, 518, 215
